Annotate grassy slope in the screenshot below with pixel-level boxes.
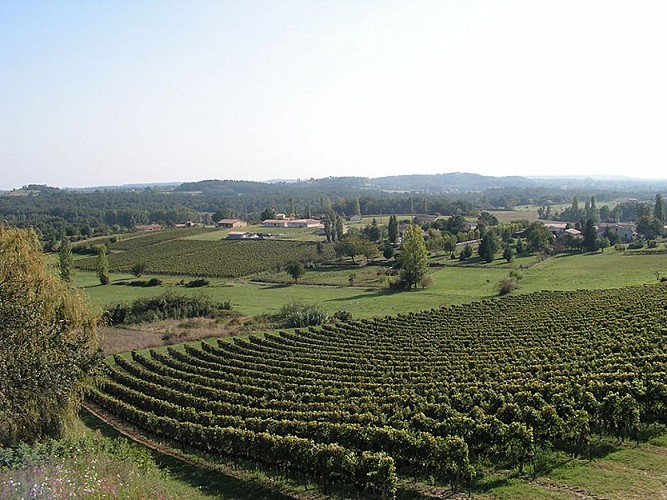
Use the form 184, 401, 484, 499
75, 249, 667, 318
481, 435, 667, 499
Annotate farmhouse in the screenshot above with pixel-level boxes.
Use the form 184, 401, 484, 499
287, 219, 321, 228
262, 219, 289, 228
217, 218, 247, 228
133, 224, 161, 232
544, 223, 568, 236
226, 231, 257, 240
597, 224, 634, 242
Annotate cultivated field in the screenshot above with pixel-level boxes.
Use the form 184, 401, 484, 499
75, 229, 330, 278
91, 283, 667, 498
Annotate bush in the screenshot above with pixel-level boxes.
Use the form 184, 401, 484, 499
276, 302, 328, 328
419, 274, 434, 289
497, 276, 519, 295
103, 292, 230, 325
184, 278, 209, 288
113, 278, 162, 287
331, 310, 352, 323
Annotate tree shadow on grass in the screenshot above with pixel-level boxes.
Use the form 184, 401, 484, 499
327, 288, 404, 303
260, 283, 292, 290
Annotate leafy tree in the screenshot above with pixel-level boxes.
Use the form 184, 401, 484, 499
334, 237, 377, 264
459, 243, 473, 261
324, 219, 332, 242
587, 196, 600, 224
523, 222, 554, 253
446, 214, 469, 235
286, 261, 305, 284
503, 244, 514, 263
335, 215, 344, 241
537, 205, 552, 220
360, 239, 380, 264
363, 218, 381, 242
58, 239, 74, 282
654, 193, 665, 224
96, 245, 110, 285
0, 227, 101, 445
131, 262, 147, 278
382, 239, 395, 259
354, 198, 361, 217
636, 215, 663, 240
478, 231, 500, 263
260, 207, 276, 221
388, 215, 398, 244
400, 225, 429, 288
478, 211, 499, 227
582, 219, 598, 252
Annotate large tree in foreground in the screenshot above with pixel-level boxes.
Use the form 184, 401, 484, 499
400, 224, 429, 288
0, 227, 101, 446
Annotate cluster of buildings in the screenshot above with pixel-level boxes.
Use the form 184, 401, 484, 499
543, 222, 635, 242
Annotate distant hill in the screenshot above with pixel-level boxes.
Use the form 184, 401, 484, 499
367, 173, 533, 192
174, 173, 533, 195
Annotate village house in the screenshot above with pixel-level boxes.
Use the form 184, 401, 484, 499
217, 218, 247, 228
597, 224, 634, 242
226, 231, 257, 240
262, 219, 289, 228
544, 222, 568, 236
286, 219, 321, 228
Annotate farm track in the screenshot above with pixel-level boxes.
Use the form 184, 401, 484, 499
532, 478, 609, 499
82, 402, 325, 500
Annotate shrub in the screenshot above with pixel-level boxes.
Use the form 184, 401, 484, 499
331, 310, 352, 323
114, 278, 162, 287
497, 276, 519, 295
276, 302, 328, 328
419, 274, 434, 289
103, 292, 230, 325
184, 278, 209, 288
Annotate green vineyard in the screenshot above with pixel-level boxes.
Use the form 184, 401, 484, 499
91, 283, 667, 496
76, 230, 327, 278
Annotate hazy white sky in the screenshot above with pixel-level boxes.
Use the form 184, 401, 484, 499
1, 0, 666, 189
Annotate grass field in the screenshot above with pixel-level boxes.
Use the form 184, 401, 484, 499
74, 248, 667, 320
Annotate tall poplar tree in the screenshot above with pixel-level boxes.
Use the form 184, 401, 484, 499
400, 224, 429, 288
388, 215, 398, 244
654, 193, 665, 223
58, 239, 74, 282
96, 245, 110, 285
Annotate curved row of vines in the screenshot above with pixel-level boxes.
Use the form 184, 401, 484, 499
91, 283, 667, 496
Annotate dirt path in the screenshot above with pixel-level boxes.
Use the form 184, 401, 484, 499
82, 402, 324, 500
532, 478, 609, 499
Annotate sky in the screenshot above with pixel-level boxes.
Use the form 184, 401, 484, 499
1, 0, 666, 189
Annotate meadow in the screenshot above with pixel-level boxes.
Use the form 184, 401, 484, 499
75, 248, 667, 319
